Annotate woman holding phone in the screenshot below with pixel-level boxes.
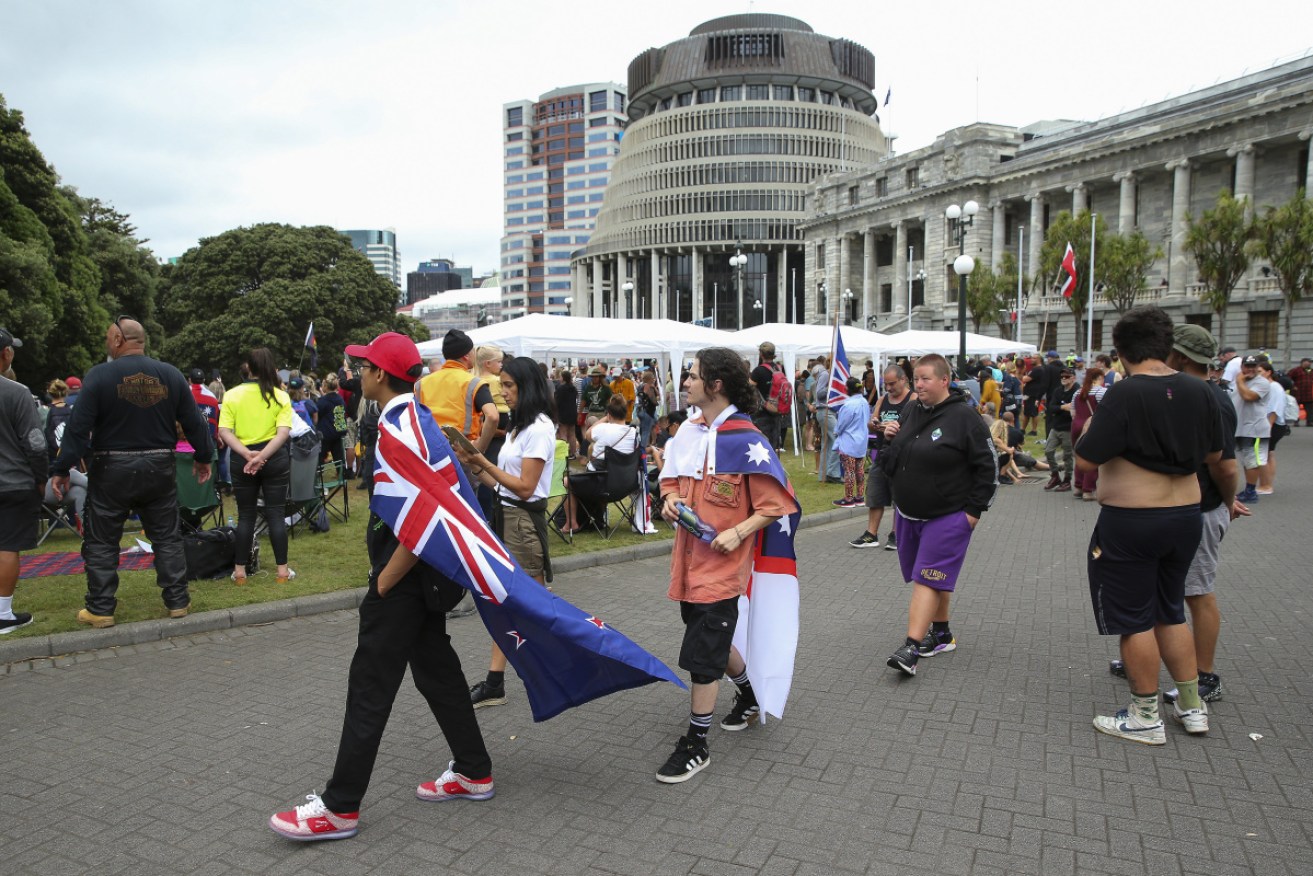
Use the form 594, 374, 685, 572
451, 356, 557, 709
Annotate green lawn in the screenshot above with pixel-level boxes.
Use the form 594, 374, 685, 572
9, 450, 851, 640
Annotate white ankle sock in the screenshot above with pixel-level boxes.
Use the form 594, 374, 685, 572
0, 595, 14, 620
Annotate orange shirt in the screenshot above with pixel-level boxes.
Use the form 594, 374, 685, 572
660, 468, 792, 604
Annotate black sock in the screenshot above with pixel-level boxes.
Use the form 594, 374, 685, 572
905, 636, 921, 650
486, 671, 504, 689
728, 670, 756, 704
688, 711, 713, 743
932, 621, 950, 635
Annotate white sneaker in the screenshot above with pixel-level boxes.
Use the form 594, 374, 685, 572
1093, 707, 1166, 745
1170, 701, 1209, 735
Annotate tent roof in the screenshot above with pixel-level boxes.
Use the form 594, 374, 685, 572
880, 330, 1037, 357
415, 314, 754, 360
732, 322, 900, 362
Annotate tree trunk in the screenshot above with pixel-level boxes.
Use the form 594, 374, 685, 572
1217, 307, 1227, 351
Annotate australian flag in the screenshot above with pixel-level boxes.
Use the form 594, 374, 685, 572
372, 396, 684, 721
707, 414, 801, 722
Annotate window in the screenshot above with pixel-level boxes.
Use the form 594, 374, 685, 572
875, 177, 888, 197
880, 284, 892, 313
721, 85, 740, 101
816, 242, 826, 269
614, 94, 625, 113
1248, 310, 1279, 349
506, 132, 523, 142
1185, 313, 1212, 332
589, 90, 607, 112
848, 186, 859, 206
911, 278, 924, 308
677, 92, 692, 107
746, 84, 768, 100
797, 87, 815, 102
698, 88, 715, 104
506, 107, 523, 127
905, 166, 919, 188
1089, 320, 1104, 351
773, 85, 793, 101
1038, 324, 1058, 352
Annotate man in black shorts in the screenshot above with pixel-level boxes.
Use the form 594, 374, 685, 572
850, 366, 915, 550
1075, 306, 1222, 746
0, 328, 46, 634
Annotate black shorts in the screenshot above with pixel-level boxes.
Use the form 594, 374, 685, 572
1087, 505, 1202, 635
864, 463, 892, 508
1023, 398, 1040, 417
1269, 423, 1290, 452
678, 597, 740, 680
0, 489, 41, 552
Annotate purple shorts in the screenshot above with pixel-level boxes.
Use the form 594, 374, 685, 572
893, 509, 974, 592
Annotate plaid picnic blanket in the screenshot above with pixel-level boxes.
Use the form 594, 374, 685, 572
19, 551, 156, 580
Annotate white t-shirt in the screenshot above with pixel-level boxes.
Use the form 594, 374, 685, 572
496, 414, 555, 501
588, 421, 638, 469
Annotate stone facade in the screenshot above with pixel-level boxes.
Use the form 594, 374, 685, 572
799, 56, 1313, 360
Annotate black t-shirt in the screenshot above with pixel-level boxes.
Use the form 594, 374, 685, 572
872, 391, 913, 449
1006, 424, 1025, 449
751, 363, 776, 405
554, 380, 577, 423
1075, 373, 1222, 476
1049, 385, 1076, 431
1199, 381, 1238, 512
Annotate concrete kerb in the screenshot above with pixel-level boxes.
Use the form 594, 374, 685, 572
0, 505, 863, 669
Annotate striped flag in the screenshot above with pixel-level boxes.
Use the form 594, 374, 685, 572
711, 415, 801, 722
1060, 243, 1078, 299
826, 322, 851, 410
371, 395, 684, 721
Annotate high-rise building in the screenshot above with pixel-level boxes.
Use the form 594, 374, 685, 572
501, 82, 627, 319
341, 228, 402, 293
572, 14, 887, 328
416, 259, 474, 288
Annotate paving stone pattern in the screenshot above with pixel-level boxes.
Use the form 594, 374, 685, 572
3, 432, 1311, 875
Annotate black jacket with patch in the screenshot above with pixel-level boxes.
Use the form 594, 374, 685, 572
883, 387, 997, 519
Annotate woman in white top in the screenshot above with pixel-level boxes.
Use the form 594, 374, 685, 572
562, 395, 636, 534
453, 356, 556, 708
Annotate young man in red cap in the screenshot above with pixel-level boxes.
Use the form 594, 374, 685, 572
269, 332, 493, 842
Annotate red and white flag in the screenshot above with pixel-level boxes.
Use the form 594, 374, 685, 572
1060, 242, 1078, 299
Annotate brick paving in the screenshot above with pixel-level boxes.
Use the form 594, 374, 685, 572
2, 431, 1311, 875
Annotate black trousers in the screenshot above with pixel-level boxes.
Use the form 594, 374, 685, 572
231, 445, 290, 566
321, 571, 491, 813
83, 452, 189, 615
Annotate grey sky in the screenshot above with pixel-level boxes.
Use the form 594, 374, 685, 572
2, 1, 1308, 275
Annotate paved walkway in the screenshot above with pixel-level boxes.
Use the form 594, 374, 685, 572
3, 431, 1311, 875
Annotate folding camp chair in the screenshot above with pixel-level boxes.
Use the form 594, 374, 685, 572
175, 451, 224, 533
317, 459, 350, 523
286, 432, 324, 537
37, 497, 80, 546
546, 439, 572, 544
564, 444, 643, 540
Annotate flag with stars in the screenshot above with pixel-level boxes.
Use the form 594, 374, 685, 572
372, 394, 684, 722
709, 414, 802, 722
827, 322, 851, 411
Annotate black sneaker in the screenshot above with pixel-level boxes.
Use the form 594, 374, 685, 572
849, 531, 880, 549
887, 643, 918, 676
917, 629, 957, 657
1109, 659, 1127, 679
884, 531, 897, 551
1199, 672, 1223, 702
0, 612, 33, 635
655, 735, 710, 784
469, 681, 507, 709
719, 692, 760, 731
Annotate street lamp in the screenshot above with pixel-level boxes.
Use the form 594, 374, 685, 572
752, 297, 763, 327
730, 243, 748, 330
945, 199, 979, 370
841, 288, 854, 325
564, 296, 573, 317
622, 281, 634, 320
818, 279, 828, 321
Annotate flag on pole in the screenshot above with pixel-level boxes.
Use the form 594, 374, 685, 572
826, 322, 851, 410
304, 322, 318, 370
371, 396, 684, 721
1060, 243, 1078, 299
884, 88, 892, 107
709, 414, 801, 722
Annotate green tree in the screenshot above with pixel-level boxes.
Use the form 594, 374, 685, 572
156, 223, 426, 381
0, 94, 111, 386
1184, 191, 1254, 345
1038, 210, 1109, 334
965, 258, 1001, 333
1253, 190, 1313, 369
1099, 231, 1163, 314
991, 252, 1021, 336
64, 188, 162, 336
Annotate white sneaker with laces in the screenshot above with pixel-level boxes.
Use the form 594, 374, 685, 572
1093, 707, 1166, 745
1171, 701, 1209, 735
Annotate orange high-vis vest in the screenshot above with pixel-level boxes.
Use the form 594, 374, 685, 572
418, 361, 484, 441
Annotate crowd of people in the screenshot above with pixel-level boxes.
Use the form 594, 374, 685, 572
0, 309, 1308, 841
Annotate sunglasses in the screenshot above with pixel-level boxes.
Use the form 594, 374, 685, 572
113, 314, 136, 332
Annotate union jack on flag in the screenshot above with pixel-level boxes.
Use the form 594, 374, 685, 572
372, 395, 684, 721
826, 323, 851, 411
707, 414, 801, 722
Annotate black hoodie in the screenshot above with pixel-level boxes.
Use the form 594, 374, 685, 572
884, 387, 997, 519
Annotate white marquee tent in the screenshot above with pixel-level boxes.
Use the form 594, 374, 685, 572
880, 329, 1037, 358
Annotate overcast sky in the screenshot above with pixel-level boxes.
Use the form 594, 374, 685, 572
3, 1, 1308, 275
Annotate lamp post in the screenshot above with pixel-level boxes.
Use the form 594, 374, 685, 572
946, 199, 979, 370
909, 268, 926, 326
564, 296, 573, 317
752, 297, 763, 327
841, 288, 854, 326
818, 279, 828, 323
622, 281, 634, 320
730, 243, 748, 330
712, 281, 718, 329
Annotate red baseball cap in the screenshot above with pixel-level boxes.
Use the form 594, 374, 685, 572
66, 376, 83, 389
345, 332, 422, 382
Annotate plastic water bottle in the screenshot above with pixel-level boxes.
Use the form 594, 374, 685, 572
227, 515, 235, 529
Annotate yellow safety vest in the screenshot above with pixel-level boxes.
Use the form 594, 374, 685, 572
418, 362, 484, 441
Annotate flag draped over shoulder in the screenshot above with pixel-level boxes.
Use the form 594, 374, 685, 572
371, 396, 684, 721
826, 324, 851, 411
1060, 243, 1078, 299
709, 414, 801, 722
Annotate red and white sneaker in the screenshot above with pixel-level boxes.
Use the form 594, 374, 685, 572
416, 760, 495, 802
268, 792, 359, 841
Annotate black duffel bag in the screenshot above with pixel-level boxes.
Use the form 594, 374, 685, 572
183, 526, 242, 581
